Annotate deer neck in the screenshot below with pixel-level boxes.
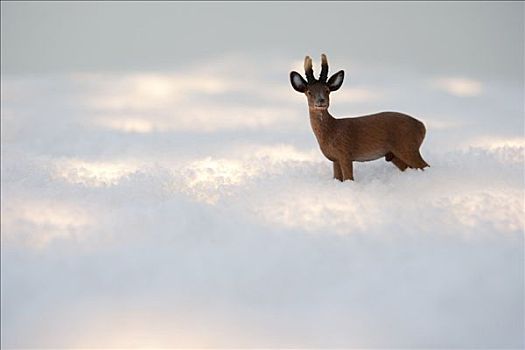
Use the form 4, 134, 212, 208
309, 108, 335, 142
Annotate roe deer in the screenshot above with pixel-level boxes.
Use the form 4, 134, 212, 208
290, 54, 429, 181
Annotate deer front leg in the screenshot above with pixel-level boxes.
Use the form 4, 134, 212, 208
340, 160, 354, 181
333, 161, 343, 181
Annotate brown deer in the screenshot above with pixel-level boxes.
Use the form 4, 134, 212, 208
290, 54, 429, 181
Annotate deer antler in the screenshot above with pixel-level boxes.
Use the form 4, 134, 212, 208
319, 54, 329, 83
304, 56, 315, 83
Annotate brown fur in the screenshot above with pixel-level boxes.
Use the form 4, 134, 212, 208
290, 55, 429, 181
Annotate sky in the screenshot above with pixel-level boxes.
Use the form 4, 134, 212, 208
2, 1, 524, 81
1, 2, 524, 348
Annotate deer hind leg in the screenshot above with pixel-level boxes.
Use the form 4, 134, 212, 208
391, 156, 408, 171
340, 160, 354, 181
397, 150, 429, 170
333, 161, 343, 181
386, 152, 407, 171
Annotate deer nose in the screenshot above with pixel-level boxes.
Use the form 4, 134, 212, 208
318, 98, 326, 104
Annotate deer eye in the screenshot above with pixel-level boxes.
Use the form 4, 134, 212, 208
307, 91, 312, 96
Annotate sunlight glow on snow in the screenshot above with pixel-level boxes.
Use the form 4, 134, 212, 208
178, 145, 318, 204
94, 116, 156, 134
82, 72, 233, 111
432, 77, 483, 97
64, 311, 217, 349
336, 87, 382, 103
71, 62, 304, 137
466, 136, 525, 151
181, 157, 257, 204
1, 200, 92, 247
445, 190, 525, 233
53, 158, 140, 186
91, 106, 301, 136
255, 188, 374, 233
424, 117, 468, 131
240, 144, 318, 163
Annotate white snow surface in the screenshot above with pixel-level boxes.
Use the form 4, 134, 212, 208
1, 54, 524, 348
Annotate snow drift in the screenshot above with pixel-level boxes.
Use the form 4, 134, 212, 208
1, 54, 524, 348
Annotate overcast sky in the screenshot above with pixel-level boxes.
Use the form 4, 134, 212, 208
2, 1, 524, 82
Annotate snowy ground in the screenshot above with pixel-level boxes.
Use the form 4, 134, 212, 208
1, 53, 524, 348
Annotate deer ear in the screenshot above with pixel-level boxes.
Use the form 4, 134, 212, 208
290, 71, 307, 93
327, 70, 345, 91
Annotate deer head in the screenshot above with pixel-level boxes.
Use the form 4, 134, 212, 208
290, 54, 345, 111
